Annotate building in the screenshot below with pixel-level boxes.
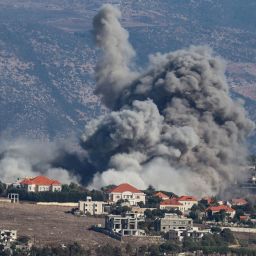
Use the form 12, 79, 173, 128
155, 213, 193, 233
177, 196, 198, 213
231, 198, 247, 206
155, 192, 170, 201
20, 176, 62, 192
105, 213, 145, 236
131, 206, 157, 218
160, 198, 183, 211
108, 183, 145, 206
168, 227, 210, 242
79, 196, 108, 215
0, 230, 17, 245
206, 205, 236, 218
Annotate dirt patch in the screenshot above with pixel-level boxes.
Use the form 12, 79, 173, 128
0, 202, 119, 249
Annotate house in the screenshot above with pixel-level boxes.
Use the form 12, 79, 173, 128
168, 227, 210, 242
79, 196, 108, 215
231, 198, 248, 206
206, 205, 236, 218
160, 198, 183, 211
20, 176, 62, 192
108, 183, 145, 206
0, 230, 17, 246
177, 196, 198, 213
131, 206, 156, 218
105, 213, 145, 236
239, 215, 250, 222
155, 191, 170, 201
155, 213, 193, 233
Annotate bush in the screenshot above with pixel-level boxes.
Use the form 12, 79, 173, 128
160, 241, 181, 253
220, 228, 235, 244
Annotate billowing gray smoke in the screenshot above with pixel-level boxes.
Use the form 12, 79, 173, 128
81, 4, 255, 196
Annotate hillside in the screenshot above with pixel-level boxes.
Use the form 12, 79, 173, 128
0, 0, 255, 150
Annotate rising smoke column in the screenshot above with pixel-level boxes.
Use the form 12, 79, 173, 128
81, 4, 255, 196
93, 4, 138, 108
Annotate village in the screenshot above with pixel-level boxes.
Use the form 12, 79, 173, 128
0, 169, 256, 255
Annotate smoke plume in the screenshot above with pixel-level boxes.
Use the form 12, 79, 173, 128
93, 4, 138, 108
0, 4, 254, 197
82, 4, 255, 196
0, 138, 80, 184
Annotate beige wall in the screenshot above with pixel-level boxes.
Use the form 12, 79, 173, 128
110, 192, 145, 205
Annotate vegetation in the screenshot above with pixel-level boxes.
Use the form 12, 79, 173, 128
4, 183, 105, 203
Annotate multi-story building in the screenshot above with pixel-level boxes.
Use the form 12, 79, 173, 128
79, 196, 108, 215
168, 227, 210, 242
0, 230, 17, 245
177, 196, 198, 213
20, 176, 62, 192
160, 198, 183, 211
108, 183, 145, 206
155, 213, 193, 233
105, 213, 145, 236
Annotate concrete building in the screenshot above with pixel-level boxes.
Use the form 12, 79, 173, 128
155, 213, 193, 233
108, 183, 145, 206
105, 213, 145, 236
20, 176, 62, 192
79, 196, 108, 215
168, 227, 210, 242
0, 230, 17, 245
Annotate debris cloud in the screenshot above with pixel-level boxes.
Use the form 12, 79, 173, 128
84, 4, 255, 196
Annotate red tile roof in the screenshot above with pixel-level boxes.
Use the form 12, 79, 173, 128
239, 215, 249, 221
160, 198, 182, 206
202, 196, 215, 205
178, 195, 197, 202
155, 192, 170, 199
109, 183, 142, 193
231, 198, 247, 206
206, 205, 235, 213
20, 176, 61, 186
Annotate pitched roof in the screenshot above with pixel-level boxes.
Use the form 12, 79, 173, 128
178, 195, 197, 202
206, 205, 235, 212
20, 176, 61, 186
240, 215, 249, 221
109, 183, 142, 193
155, 192, 170, 199
160, 198, 182, 206
231, 198, 247, 206
202, 196, 215, 205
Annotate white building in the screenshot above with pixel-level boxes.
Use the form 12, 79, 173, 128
108, 183, 145, 206
177, 196, 198, 213
20, 176, 62, 192
168, 227, 210, 242
79, 196, 108, 215
0, 230, 17, 245
160, 198, 183, 211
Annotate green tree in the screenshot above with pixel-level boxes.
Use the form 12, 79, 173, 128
221, 228, 235, 244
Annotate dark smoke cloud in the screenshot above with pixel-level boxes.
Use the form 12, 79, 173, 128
93, 3, 138, 108
81, 4, 255, 196
0, 4, 254, 197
